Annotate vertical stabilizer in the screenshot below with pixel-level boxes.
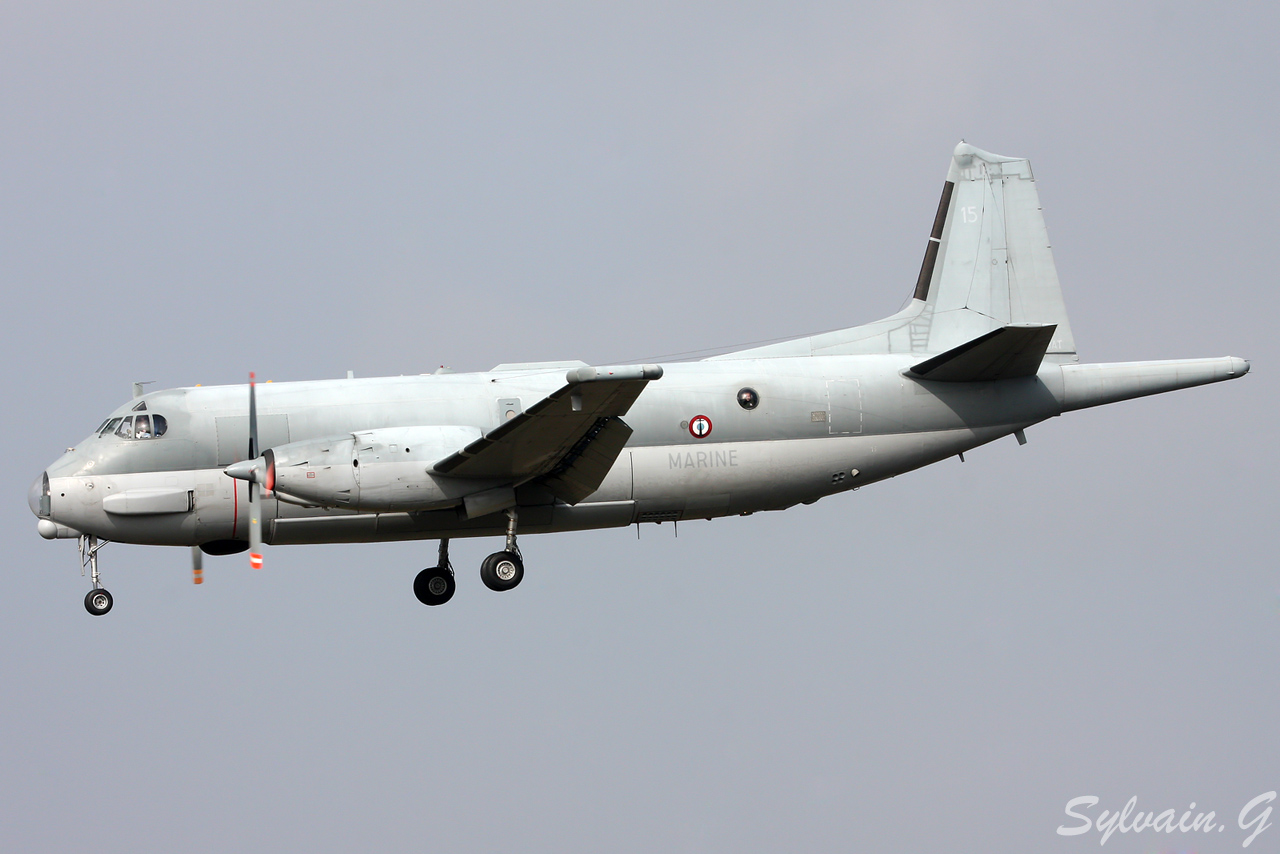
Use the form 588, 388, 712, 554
920, 143, 1076, 360
712, 143, 1079, 361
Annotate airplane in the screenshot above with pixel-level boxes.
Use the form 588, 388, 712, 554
29, 142, 1250, 615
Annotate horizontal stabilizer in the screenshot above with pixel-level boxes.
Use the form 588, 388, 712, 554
909, 324, 1056, 382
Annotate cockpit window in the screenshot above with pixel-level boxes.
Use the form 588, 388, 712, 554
132, 401, 148, 411
104, 413, 168, 440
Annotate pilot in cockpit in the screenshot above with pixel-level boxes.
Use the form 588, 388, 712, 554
134, 415, 151, 439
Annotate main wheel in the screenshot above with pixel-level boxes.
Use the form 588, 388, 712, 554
414, 566, 456, 606
480, 551, 524, 592
413, 566, 455, 606
84, 588, 113, 616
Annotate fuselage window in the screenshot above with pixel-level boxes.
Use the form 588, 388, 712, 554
100, 418, 122, 437
114, 416, 134, 438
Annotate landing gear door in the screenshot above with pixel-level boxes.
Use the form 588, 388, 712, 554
826, 379, 862, 435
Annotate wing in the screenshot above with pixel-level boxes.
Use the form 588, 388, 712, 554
432, 364, 663, 502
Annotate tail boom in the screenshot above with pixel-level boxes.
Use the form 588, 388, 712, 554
1057, 357, 1250, 412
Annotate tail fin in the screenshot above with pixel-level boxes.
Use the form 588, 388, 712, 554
917, 143, 1076, 359
714, 142, 1078, 361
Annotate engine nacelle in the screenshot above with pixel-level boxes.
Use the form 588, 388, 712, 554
268, 425, 498, 512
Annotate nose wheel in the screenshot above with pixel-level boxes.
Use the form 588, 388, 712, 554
84, 588, 113, 616
414, 538, 456, 606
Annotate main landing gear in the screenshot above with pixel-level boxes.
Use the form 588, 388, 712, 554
79, 534, 113, 616
481, 509, 524, 592
414, 538, 457, 606
413, 509, 526, 606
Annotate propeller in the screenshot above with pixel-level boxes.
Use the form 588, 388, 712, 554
224, 373, 273, 569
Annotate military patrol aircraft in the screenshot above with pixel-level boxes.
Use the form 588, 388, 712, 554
30, 142, 1250, 615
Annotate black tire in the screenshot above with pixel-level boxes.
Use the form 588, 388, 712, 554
84, 588, 113, 616
413, 566, 455, 606
480, 551, 524, 592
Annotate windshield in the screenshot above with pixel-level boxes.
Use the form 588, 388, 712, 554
101, 413, 168, 440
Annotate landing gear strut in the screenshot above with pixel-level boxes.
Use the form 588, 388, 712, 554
480, 509, 524, 592
79, 535, 113, 616
414, 538, 456, 606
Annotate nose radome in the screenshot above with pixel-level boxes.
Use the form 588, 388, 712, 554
28, 473, 45, 517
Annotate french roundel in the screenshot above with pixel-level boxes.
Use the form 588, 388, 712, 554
689, 415, 713, 438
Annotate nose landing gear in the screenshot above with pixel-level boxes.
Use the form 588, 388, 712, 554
79, 535, 113, 616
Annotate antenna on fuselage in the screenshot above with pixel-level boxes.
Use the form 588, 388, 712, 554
132, 381, 155, 399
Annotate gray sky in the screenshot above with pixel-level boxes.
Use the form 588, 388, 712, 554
2, 3, 1275, 852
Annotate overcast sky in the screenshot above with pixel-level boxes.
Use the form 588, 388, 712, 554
1, 3, 1275, 852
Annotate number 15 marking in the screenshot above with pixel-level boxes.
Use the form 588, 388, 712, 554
960, 205, 979, 223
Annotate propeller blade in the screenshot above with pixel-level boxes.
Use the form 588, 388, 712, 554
249, 479, 263, 569
247, 372, 259, 460
247, 372, 263, 570
192, 545, 204, 585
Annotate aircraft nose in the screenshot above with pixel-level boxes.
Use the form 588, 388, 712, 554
28, 473, 46, 517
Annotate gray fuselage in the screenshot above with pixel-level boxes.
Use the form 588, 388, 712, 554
34, 353, 1068, 549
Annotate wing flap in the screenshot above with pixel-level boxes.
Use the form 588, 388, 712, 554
540, 417, 634, 504
908, 324, 1056, 382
